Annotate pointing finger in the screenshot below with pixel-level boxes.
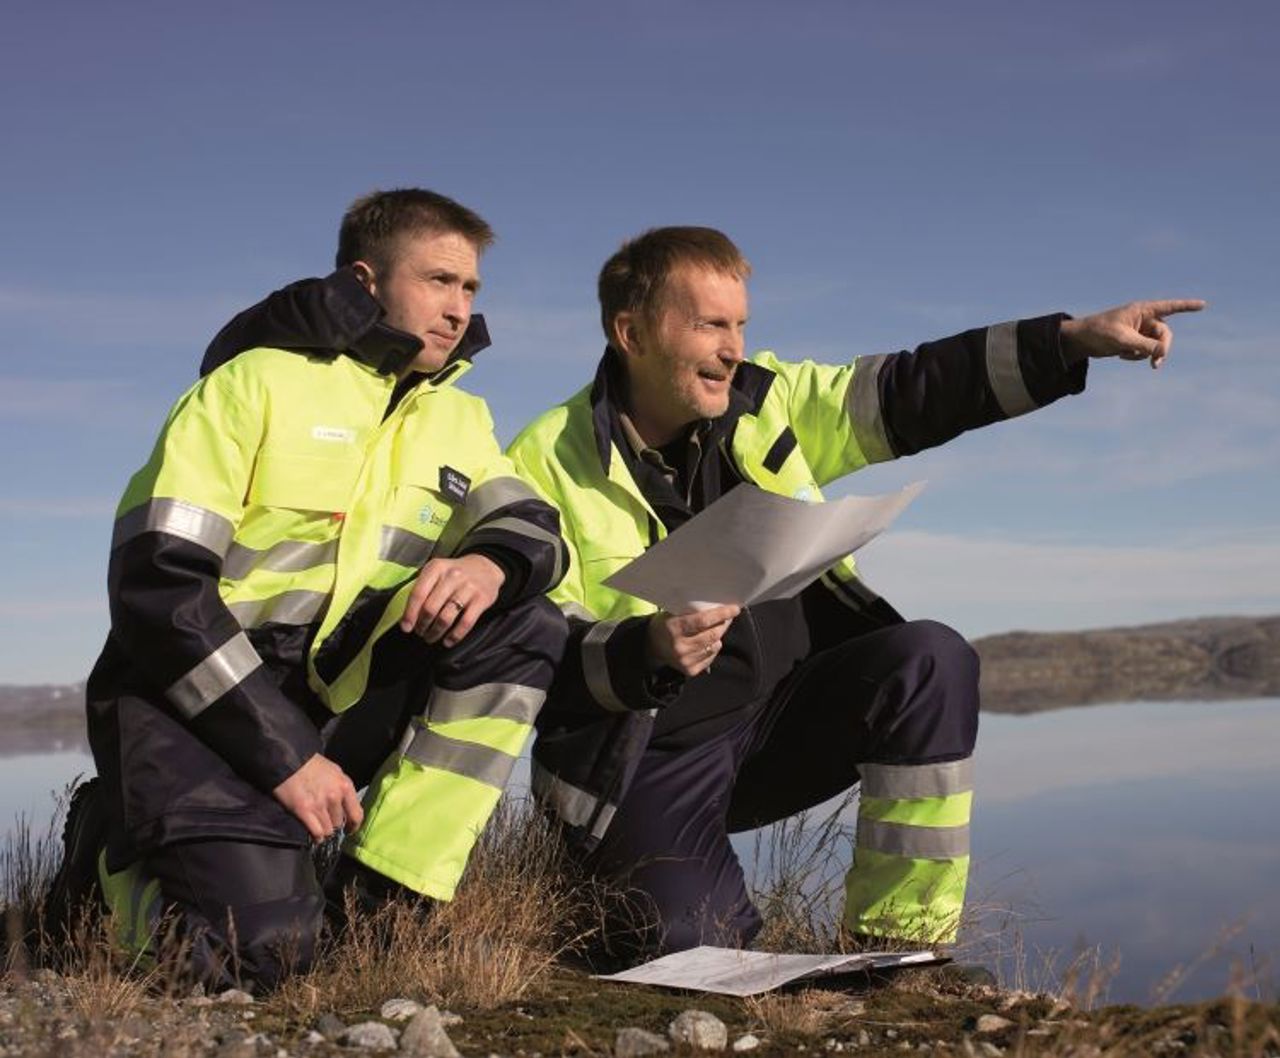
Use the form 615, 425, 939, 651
1144, 298, 1206, 319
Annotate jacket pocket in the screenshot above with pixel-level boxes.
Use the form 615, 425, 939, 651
248, 450, 362, 513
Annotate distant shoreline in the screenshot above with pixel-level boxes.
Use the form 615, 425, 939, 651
2, 614, 1277, 754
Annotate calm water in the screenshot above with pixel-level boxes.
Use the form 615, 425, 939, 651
3, 698, 1276, 1005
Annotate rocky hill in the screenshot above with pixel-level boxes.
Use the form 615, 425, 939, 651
976, 614, 1280, 713
1, 615, 1277, 749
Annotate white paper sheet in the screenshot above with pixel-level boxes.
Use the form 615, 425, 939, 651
603, 482, 924, 612
594, 945, 941, 996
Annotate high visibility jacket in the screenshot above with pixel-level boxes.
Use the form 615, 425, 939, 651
88, 286, 566, 856
508, 315, 1085, 848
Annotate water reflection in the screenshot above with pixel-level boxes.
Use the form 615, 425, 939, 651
969, 698, 1279, 1005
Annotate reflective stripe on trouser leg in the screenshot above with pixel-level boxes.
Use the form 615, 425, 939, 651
843, 758, 974, 943
98, 849, 163, 965
343, 683, 543, 900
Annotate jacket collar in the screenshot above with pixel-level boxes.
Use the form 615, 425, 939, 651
588, 346, 775, 474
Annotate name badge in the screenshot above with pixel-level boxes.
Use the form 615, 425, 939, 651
439, 466, 471, 504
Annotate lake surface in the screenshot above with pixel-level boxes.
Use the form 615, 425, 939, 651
3, 698, 1276, 1005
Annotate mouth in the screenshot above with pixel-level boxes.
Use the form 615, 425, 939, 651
426, 330, 459, 349
696, 366, 733, 386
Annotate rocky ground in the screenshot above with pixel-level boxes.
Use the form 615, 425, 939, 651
1, 963, 1277, 1058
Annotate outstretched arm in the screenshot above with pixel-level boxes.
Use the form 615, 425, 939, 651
1060, 299, 1206, 369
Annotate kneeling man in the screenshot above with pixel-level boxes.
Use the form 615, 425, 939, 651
51, 189, 568, 988
507, 226, 1201, 958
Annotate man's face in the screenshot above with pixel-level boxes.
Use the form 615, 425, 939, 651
621, 265, 749, 444
359, 229, 481, 374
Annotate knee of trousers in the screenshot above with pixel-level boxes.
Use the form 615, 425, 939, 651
868, 619, 980, 762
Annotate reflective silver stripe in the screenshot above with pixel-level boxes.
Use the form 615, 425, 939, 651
582, 620, 628, 713
985, 320, 1037, 418
222, 537, 338, 580
402, 728, 518, 790
227, 589, 329, 629
559, 600, 597, 622
530, 761, 617, 840
112, 498, 235, 558
437, 476, 541, 554
166, 632, 262, 720
378, 525, 436, 569
467, 515, 565, 585
859, 759, 974, 800
428, 683, 544, 726
845, 354, 895, 464
857, 818, 970, 860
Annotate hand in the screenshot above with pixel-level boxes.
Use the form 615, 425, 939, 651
646, 604, 741, 677
400, 553, 506, 648
272, 753, 363, 842
1060, 298, 1205, 369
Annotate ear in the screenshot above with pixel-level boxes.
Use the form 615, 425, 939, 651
351, 260, 377, 297
611, 310, 645, 358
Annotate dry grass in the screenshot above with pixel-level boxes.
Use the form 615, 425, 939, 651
747, 794, 855, 954
276, 795, 598, 1021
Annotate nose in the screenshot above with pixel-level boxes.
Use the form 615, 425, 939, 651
444, 289, 470, 329
722, 325, 746, 363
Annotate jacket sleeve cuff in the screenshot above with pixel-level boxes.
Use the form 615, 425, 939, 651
457, 542, 533, 607
1015, 313, 1088, 408
597, 615, 684, 711
575, 614, 684, 712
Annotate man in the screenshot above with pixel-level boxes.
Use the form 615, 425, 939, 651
47, 189, 568, 988
506, 226, 1203, 960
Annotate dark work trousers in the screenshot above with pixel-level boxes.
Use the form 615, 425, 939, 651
119, 596, 565, 991
581, 619, 979, 962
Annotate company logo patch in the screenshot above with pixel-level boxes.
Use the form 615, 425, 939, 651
311, 425, 356, 443
439, 466, 471, 504
418, 503, 434, 525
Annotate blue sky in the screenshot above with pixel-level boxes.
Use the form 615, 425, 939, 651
2, 1, 1278, 682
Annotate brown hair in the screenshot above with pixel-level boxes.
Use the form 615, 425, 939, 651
598, 226, 751, 344
336, 188, 495, 273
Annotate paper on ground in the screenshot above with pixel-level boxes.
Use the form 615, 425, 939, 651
595, 945, 941, 997
604, 482, 925, 612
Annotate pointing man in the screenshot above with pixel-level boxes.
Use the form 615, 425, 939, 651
507, 225, 1202, 960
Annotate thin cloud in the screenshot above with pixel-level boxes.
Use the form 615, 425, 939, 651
0, 284, 245, 349
858, 526, 1280, 634
0, 497, 116, 518
0, 377, 136, 417
0, 596, 104, 619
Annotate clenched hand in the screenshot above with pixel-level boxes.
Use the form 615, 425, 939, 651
272, 753, 363, 842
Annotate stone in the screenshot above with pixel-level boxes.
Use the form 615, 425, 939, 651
733, 1034, 760, 1052
975, 1015, 1014, 1034
979, 1044, 1003, 1058
438, 1010, 463, 1027
303, 1031, 326, 1045
616, 1027, 671, 1057
381, 998, 422, 1022
340, 1021, 399, 1049
399, 1006, 460, 1058
216, 989, 256, 1006
998, 991, 1034, 1011
857, 1030, 871, 1047
669, 1010, 728, 1051
315, 1014, 347, 1039
187, 996, 215, 1008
